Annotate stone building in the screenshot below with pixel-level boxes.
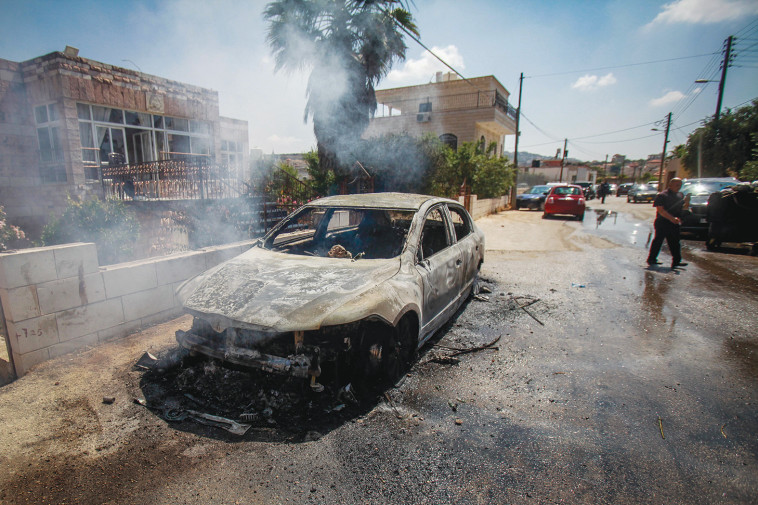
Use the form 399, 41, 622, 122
0, 46, 249, 236
363, 72, 517, 157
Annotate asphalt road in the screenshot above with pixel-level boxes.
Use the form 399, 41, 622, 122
0, 196, 756, 504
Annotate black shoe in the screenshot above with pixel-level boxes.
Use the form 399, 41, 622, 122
647, 260, 662, 265
672, 262, 688, 268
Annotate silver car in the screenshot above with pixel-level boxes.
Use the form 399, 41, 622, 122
175, 193, 485, 391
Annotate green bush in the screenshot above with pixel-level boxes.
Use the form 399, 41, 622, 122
0, 206, 26, 251
42, 197, 140, 265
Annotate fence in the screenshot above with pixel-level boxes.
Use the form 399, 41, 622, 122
102, 159, 245, 201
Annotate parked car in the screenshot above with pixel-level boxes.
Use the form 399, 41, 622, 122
175, 193, 485, 392
574, 181, 596, 200
616, 183, 633, 196
543, 185, 586, 220
680, 178, 738, 236
706, 182, 758, 252
608, 183, 618, 194
627, 184, 658, 203
515, 184, 551, 210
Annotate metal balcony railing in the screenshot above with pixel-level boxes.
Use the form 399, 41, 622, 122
101, 157, 244, 201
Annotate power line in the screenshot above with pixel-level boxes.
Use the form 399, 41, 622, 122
572, 132, 662, 145
519, 111, 562, 142
526, 53, 718, 79
570, 121, 658, 141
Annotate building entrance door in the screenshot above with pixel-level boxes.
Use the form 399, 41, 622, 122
127, 129, 154, 164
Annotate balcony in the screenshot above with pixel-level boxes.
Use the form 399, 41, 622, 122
374, 90, 518, 121
100, 157, 244, 201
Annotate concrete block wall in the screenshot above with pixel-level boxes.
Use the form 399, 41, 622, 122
0, 240, 255, 377
459, 195, 509, 220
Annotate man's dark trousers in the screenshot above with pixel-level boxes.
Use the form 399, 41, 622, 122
647, 219, 681, 264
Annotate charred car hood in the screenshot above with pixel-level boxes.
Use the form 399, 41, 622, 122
176, 246, 401, 332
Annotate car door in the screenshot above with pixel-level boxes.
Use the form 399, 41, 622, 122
446, 204, 479, 296
415, 205, 462, 336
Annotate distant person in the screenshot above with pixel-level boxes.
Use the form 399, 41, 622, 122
647, 177, 690, 269
598, 180, 610, 203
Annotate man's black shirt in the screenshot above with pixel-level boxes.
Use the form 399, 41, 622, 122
653, 189, 685, 220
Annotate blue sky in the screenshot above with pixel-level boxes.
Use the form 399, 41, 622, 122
2, 0, 757, 161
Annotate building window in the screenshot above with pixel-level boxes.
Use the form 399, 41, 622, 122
419, 102, 432, 113
221, 139, 243, 169
34, 103, 66, 183
76, 103, 213, 174
439, 133, 457, 151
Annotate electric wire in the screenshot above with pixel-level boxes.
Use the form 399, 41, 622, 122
388, 10, 758, 160
518, 111, 563, 143
526, 53, 719, 79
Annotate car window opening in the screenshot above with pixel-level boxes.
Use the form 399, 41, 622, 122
263, 207, 414, 259
419, 208, 450, 260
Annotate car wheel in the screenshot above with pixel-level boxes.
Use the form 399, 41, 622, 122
390, 316, 418, 381
515, 203, 520, 210
542, 213, 549, 219
358, 318, 417, 389
576, 212, 585, 221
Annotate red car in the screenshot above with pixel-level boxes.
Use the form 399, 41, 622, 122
543, 185, 586, 220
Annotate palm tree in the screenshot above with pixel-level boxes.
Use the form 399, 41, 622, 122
264, 0, 418, 179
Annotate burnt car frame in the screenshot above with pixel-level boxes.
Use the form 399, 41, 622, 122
175, 193, 485, 391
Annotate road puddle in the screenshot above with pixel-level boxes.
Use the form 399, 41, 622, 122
583, 207, 653, 249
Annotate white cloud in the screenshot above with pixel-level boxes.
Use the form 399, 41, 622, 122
647, 0, 758, 26
386, 45, 465, 85
571, 72, 617, 91
649, 90, 686, 107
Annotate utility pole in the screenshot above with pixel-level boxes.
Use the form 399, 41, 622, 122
509, 72, 524, 210
603, 154, 608, 178
559, 138, 567, 182
697, 134, 703, 179
657, 112, 671, 191
715, 35, 733, 122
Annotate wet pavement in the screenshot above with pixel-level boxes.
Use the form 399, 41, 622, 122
1, 198, 756, 504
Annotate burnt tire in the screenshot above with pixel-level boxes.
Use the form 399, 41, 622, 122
355, 317, 417, 392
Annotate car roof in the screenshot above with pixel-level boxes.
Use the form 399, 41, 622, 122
683, 177, 738, 183
307, 192, 456, 210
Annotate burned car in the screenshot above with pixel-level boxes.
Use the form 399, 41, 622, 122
175, 193, 485, 391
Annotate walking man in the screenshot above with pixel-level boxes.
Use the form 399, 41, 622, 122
647, 177, 690, 268
599, 180, 610, 204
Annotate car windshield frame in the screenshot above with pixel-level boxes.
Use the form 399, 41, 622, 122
261, 205, 416, 260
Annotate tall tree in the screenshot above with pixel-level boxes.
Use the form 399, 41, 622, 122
264, 0, 418, 178
681, 100, 758, 178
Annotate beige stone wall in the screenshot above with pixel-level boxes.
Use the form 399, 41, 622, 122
0, 240, 254, 377
459, 194, 509, 220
